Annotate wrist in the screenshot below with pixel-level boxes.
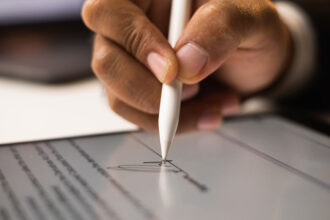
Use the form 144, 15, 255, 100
265, 16, 295, 94
262, 1, 317, 99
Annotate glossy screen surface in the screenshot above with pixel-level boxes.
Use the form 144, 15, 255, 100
0, 115, 329, 220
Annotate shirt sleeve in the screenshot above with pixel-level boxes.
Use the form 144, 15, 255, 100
269, 1, 317, 98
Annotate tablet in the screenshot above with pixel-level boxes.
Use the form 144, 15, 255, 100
0, 114, 329, 220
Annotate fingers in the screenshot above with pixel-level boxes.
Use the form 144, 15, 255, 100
107, 88, 239, 134
147, 0, 172, 35
179, 91, 239, 132
175, 0, 278, 84
107, 90, 159, 132
106, 91, 192, 133
82, 0, 177, 83
92, 34, 161, 114
182, 84, 200, 101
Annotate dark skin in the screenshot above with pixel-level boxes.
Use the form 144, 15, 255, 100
82, 0, 292, 133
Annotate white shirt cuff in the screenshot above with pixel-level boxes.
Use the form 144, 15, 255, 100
271, 1, 317, 98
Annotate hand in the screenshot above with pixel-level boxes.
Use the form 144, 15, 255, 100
82, 0, 292, 133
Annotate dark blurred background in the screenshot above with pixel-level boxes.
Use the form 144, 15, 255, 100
0, 0, 92, 83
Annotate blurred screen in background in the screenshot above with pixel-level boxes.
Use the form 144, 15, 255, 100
0, 0, 92, 83
0, 0, 84, 26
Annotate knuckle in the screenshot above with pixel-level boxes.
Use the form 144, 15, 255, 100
90, 57, 101, 77
227, 5, 256, 35
258, 4, 279, 26
240, 2, 278, 29
121, 15, 152, 57
218, 1, 278, 38
204, 1, 223, 16
91, 50, 107, 76
197, 3, 223, 25
81, 0, 101, 31
108, 96, 124, 114
91, 46, 121, 84
91, 39, 118, 75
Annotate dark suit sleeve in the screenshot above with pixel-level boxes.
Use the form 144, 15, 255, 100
275, 0, 330, 110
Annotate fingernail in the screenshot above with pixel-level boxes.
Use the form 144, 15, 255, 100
198, 110, 221, 131
147, 52, 168, 81
177, 43, 208, 79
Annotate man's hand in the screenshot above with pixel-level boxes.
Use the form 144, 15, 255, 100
81, 0, 292, 133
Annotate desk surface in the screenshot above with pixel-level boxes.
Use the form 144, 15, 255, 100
0, 115, 329, 220
0, 78, 137, 145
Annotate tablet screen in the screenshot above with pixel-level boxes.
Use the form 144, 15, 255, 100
0, 114, 329, 220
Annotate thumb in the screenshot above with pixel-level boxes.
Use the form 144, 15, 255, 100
175, 1, 259, 84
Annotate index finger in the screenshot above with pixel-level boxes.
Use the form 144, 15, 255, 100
82, 0, 178, 83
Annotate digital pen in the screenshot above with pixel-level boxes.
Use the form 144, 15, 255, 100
159, 0, 192, 161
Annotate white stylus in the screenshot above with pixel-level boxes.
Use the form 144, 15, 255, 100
159, 0, 192, 161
